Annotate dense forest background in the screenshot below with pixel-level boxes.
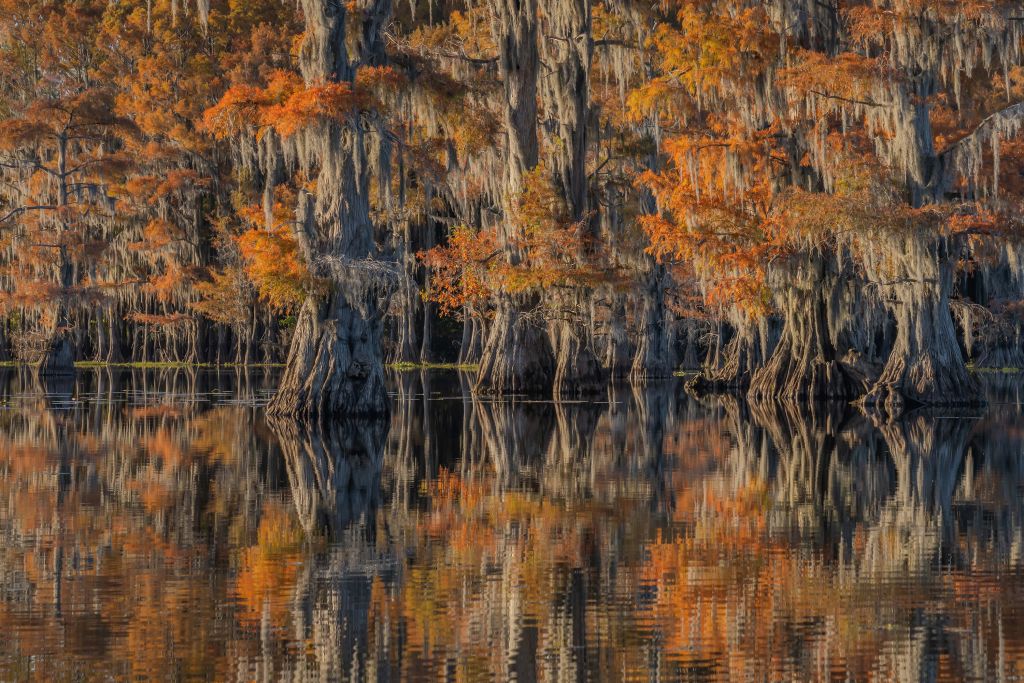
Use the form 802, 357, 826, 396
3, 0, 1024, 416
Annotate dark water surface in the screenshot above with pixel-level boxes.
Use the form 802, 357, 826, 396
2, 369, 1024, 681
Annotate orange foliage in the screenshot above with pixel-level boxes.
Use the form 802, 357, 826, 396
191, 267, 252, 326
233, 501, 305, 626
236, 225, 310, 311
422, 167, 611, 315
204, 66, 400, 139
420, 225, 499, 315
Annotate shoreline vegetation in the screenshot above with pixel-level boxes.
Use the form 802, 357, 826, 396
0, 361, 479, 372
4, 3, 1024, 418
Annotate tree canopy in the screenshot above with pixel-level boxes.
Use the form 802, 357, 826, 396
3, 0, 1024, 411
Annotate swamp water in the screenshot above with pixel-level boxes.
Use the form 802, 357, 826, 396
1, 369, 1024, 681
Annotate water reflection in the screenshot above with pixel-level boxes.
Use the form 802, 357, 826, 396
1, 369, 1024, 680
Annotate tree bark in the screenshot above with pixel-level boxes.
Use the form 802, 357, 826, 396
688, 317, 771, 394
390, 248, 419, 364
748, 253, 863, 401
604, 292, 632, 379
541, 0, 604, 395
630, 265, 674, 382
268, 0, 393, 419
270, 293, 389, 420
476, 0, 553, 394
550, 314, 604, 396
457, 311, 477, 366
38, 248, 75, 377
105, 310, 124, 363
862, 234, 982, 415
475, 297, 554, 395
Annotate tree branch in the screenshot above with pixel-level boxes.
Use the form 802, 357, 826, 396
808, 90, 890, 108
0, 205, 58, 224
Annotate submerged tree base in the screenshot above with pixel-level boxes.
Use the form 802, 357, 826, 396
475, 300, 554, 396
748, 355, 864, 402
860, 352, 985, 418
37, 331, 75, 378
268, 296, 390, 421
551, 320, 606, 397
687, 320, 772, 396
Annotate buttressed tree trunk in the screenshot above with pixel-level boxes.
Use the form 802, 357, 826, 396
748, 252, 863, 401
542, 0, 606, 396
268, 0, 393, 420
550, 306, 604, 397
604, 292, 632, 378
862, 232, 982, 415
630, 264, 675, 382
38, 248, 75, 377
476, 0, 555, 395
688, 315, 771, 394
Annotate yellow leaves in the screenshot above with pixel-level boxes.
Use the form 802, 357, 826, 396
447, 7, 497, 58
191, 267, 251, 326
630, 3, 773, 121
626, 76, 695, 126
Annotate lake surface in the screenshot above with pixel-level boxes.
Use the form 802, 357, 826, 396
1, 369, 1024, 681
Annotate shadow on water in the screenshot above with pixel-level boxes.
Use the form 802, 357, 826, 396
2, 367, 1024, 680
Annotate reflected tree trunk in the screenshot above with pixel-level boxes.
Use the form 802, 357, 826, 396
862, 412, 971, 576
269, 416, 387, 537
473, 395, 555, 488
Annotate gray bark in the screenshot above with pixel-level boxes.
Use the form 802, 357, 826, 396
862, 234, 982, 415
748, 253, 863, 401
269, 0, 393, 419
630, 265, 674, 382
476, 298, 554, 395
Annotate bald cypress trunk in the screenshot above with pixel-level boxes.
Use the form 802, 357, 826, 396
391, 263, 419, 365
458, 311, 484, 366
550, 306, 603, 397
604, 292, 632, 379
268, 0, 393, 420
630, 265, 674, 382
542, 0, 606, 396
476, 0, 555, 395
38, 248, 75, 377
688, 317, 771, 394
748, 253, 863, 401
862, 233, 982, 415
38, 134, 75, 377
476, 297, 554, 395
